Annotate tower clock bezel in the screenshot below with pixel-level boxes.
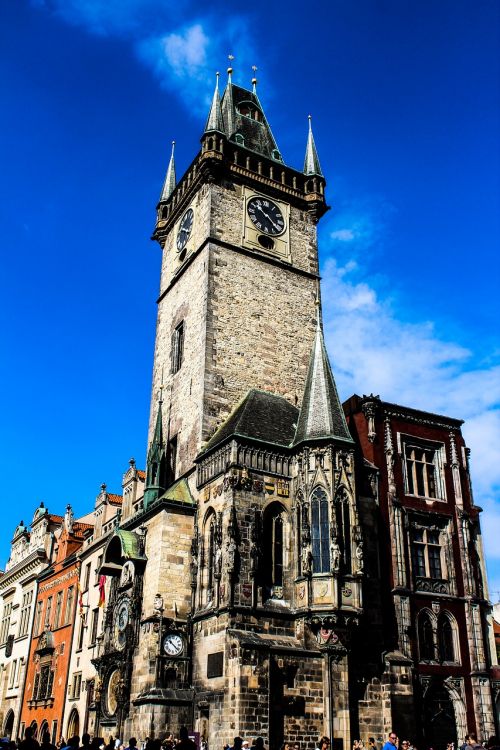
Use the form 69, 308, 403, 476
242, 187, 290, 260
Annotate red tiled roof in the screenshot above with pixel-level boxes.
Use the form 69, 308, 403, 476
108, 493, 123, 505
137, 470, 146, 479
72, 521, 94, 540
493, 618, 500, 635
49, 514, 64, 524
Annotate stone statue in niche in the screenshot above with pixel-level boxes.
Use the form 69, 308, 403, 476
331, 537, 341, 573
226, 538, 237, 574
301, 544, 312, 576
355, 541, 364, 573
214, 545, 222, 579
120, 561, 134, 587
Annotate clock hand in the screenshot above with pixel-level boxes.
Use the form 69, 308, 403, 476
259, 209, 281, 232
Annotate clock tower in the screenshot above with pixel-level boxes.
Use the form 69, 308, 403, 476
146, 67, 328, 491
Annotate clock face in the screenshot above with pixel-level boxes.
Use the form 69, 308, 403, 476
176, 208, 194, 251
247, 197, 285, 236
105, 669, 120, 716
163, 633, 183, 657
113, 598, 130, 651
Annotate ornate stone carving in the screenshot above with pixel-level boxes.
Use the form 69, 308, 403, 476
362, 398, 379, 442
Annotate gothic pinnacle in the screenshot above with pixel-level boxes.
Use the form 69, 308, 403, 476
303, 114, 323, 177
204, 72, 225, 134
159, 140, 176, 202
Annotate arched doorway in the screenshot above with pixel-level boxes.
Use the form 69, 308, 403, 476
423, 683, 457, 750
39, 720, 49, 742
3, 710, 15, 739
30, 721, 38, 739
66, 708, 80, 739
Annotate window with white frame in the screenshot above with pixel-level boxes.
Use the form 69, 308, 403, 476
19, 590, 33, 637
412, 528, 443, 579
402, 438, 446, 500
0, 600, 13, 644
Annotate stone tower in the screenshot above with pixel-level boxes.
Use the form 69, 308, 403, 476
147, 68, 327, 482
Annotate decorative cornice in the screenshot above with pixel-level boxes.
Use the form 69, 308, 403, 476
0, 549, 48, 590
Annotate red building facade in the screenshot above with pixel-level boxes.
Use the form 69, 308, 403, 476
19, 507, 92, 743
344, 395, 497, 745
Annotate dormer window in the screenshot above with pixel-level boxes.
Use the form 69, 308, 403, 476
272, 149, 282, 162
234, 133, 245, 146
237, 102, 262, 122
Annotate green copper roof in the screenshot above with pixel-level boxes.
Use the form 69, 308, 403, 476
160, 141, 176, 202
112, 529, 146, 561
220, 81, 282, 161
293, 311, 352, 446
303, 115, 323, 176
158, 477, 195, 505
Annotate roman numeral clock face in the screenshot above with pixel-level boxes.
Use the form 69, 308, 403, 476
176, 208, 194, 251
247, 197, 285, 236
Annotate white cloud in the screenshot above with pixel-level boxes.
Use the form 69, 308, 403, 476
321, 256, 500, 592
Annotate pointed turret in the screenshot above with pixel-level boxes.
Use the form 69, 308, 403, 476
293, 305, 352, 446
303, 115, 323, 176
204, 72, 225, 134
159, 141, 176, 202
144, 396, 166, 509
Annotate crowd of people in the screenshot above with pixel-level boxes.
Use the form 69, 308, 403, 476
1, 730, 500, 750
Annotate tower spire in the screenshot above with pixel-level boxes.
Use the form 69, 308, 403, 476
144, 388, 166, 509
159, 141, 176, 202
303, 115, 323, 177
293, 303, 352, 446
204, 72, 225, 134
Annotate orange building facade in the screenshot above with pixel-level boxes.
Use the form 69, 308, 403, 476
19, 507, 92, 743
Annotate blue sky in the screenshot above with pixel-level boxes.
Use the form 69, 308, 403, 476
1, 1, 499, 595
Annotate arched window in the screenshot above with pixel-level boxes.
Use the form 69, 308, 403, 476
335, 490, 352, 572
204, 512, 216, 602
263, 504, 285, 597
438, 613, 455, 662
418, 611, 435, 661
311, 487, 330, 573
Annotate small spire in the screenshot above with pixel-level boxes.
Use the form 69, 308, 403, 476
227, 54, 234, 83
293, 306, 352, 446
303, 115, 323, 177
159, 141, 176, 202
204, 72, 225, 134
251, 65, 258, 94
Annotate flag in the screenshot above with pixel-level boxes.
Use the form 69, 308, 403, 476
98, 575, 106, 608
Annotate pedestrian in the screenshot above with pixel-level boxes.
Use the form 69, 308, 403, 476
229, 741, 242, 750
174, 729, 195, 750
41, 732, 57, 750
316, 739, 330, 750
382, 734, 399, 750
19, 729, 40, 750
125, 740, 137, 750
465, 735, 482, 750
368, 739, 377, 750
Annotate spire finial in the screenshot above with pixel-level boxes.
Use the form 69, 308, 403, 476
227, 54, 234, 82
204, 71, 225, 134
251, 65, 258, 93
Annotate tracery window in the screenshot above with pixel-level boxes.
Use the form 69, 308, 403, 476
403, 439, 446, 500
203, 512, 217, 603
335, 490, 352, 572
418, 610, 435, 661
263, 504, 285, 595
438, 612, 455, 662
311, 487, 330, 573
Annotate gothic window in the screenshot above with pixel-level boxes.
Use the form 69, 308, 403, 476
412, 529, 442, 579
263, 504, 285, 594
335, 490, 352, 572
203, 512, 217, 602
438, 612, 455, 662
418, 610, 435, 661
36, 665, 54, 700
167, 436, 178, 485
311, 487, 330, 573
171, 321, 185, 374
403, 440, 446, 500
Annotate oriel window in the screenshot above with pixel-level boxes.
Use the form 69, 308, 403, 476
403, 440, 445, 499
418, 611, 435, 661
311, 487, 330, 573
171, 321, 185, 374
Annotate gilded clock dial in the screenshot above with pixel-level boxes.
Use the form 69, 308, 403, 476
247, 197, 285, 236
176, 208, 194, 251
163, 633, 183, 656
